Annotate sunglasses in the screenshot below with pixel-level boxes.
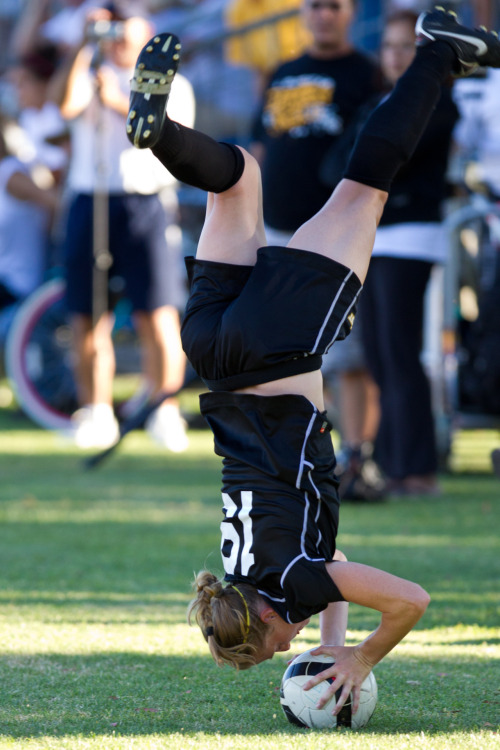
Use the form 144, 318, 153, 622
307, 2, 346, 10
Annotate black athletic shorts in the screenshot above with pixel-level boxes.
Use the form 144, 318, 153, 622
181, 245, 362, 391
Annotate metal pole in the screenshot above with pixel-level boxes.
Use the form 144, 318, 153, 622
91, 41, 113, 328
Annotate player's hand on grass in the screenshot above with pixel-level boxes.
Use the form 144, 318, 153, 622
302, 645, 373, 716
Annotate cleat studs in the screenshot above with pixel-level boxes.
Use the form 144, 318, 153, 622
159, 78, 166, 84
175, 44, 181, 50
173, 54, 179, 60
146, 46, 153, 52
138, 63, 145, 70
154, 37, 160, 43
147, 115, 154, 123
129, 110, 136, 119
126, 125, 132, 133
143, 130, 151, 138
167, 69, 174, 75
137, 76, 143, 83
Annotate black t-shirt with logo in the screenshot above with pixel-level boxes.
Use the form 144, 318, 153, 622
252, 51, 380, 231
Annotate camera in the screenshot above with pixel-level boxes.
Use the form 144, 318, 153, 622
86, 19, 125, 42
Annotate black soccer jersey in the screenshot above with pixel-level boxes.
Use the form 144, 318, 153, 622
200, 391, 345, 623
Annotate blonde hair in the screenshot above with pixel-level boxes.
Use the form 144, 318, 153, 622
187, 570, 269, 670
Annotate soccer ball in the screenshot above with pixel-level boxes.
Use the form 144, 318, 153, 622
280, 648, 378, 729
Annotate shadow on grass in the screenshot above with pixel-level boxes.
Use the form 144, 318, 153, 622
0, 408, 43, 431
0, 652, 498, 739
0, 512, 498, 631
0, 592, 190, 623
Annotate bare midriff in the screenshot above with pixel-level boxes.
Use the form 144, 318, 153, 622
235, 369, 325, 411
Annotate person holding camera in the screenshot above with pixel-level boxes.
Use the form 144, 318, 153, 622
50, 4, 194, 450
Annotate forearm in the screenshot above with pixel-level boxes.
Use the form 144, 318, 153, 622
320, 551, 349, 646
320, 599, 348, 646
305, 562, 430, 714
326, 560, 430, 663
354, 600, 428, 669
7, 172, 58, 211
54, 45, 93, 116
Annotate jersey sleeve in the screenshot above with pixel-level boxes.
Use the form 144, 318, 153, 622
282, 557, 345, 623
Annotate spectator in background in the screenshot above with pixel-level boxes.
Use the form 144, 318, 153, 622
251, 0, 381, 244
337, 10, 459, 496
0, 118, 59, 339
0, 44, 65, 342
250, 0, 382, 499
11, 44, 68, 180
225, 0, 312, 93
9, 0, 130, 61
51, 4, 193, 451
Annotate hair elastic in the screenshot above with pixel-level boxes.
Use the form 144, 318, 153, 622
231, 585, 250, 643
205, 626, 214, 638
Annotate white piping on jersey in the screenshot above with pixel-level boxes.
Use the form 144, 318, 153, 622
300, 491, 324, 562
325, 286, 362, 354
300, 492, 310, 554
275, 406, 329, 618
296, 412, 318, 489
310, 269, 353, 354
278, 489, 327, 623
280, 553, 304, 588
257, 588, 285, 603
294, 414, 326, 566
308, 468, 321, 500
280, 489, 326, 590
314, 496, 323, 549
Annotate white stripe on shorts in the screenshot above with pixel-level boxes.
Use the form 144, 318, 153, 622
310, 270, 354, 354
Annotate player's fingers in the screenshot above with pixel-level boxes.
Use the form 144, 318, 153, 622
333, 684, 352, 716
309, 645, 337, 656
315, 677, 342, 709
350, 685, 360, 715
303, 667, 336, 691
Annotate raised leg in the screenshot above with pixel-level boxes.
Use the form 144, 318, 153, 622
196, 148, 266, 266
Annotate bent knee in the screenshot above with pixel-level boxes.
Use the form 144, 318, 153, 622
334, 548, 348, 563
224, 146, 261, 197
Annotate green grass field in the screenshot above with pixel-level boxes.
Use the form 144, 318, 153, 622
0, 398, 499, 750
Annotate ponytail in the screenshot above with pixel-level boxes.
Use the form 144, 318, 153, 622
187, 570, 269, 670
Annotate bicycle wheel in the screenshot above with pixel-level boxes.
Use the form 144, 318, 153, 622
5, 278, 77, 431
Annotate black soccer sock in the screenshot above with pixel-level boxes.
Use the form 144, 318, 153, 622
152, 118, 245, 193
344, 42, 456, 192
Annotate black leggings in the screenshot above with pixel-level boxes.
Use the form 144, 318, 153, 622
359, 257, 437, 479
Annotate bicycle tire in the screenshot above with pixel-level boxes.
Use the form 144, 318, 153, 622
5, 278, 77, 431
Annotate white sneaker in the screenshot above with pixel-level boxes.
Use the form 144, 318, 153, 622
71, 404, 120, 449
145, 402, 189, 453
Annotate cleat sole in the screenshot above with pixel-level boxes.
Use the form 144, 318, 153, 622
126, 32, 181, 149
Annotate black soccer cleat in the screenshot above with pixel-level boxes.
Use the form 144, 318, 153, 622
126, 32, 181, 149
416, 7, 500, 76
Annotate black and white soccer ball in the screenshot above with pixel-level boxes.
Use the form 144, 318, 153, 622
280, 648, 377, 729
